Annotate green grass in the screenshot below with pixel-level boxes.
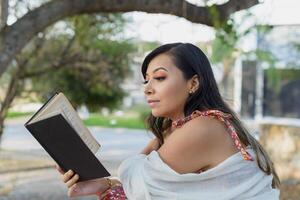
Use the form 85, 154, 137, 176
7, 109, 149, 129
83, 113, 146, 129
6, 112, 34, 118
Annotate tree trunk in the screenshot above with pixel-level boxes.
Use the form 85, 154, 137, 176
0, 0, 259, 77
0, 115, 4, 142
0, 66, 25, 142
220, 58, 235, 101
0, 0, 8, 29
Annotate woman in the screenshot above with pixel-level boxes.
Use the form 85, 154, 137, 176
58, 43, 280, 199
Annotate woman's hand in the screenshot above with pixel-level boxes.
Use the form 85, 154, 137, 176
56, 165, 114, 198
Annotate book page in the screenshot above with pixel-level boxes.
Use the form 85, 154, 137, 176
29, 93, 100, 154
29, 93, 59, 124
58, 95, 100, 154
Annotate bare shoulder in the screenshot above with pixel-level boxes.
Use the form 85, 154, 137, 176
157, 116, 237, 174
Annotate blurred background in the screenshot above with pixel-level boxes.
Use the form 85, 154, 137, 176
0, 0, 299, 199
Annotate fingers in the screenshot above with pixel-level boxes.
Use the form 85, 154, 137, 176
62, 169, 73, 183
66, 174, 79, 188
62, 169, 79, 188
55, 164, 65, 175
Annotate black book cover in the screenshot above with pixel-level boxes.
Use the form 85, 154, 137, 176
25, 114, 110, 181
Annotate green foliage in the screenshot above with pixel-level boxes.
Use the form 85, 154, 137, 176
256, 25, 274, 35
208, 5, 221, 28
265, 68, 300, 93
208, 3, 239, 64
209, 12, 257, 64
139, 109, 150, 124
140, 41, 161, 52
127, 104, 151, 122
211, 34, 234, 63
44, 66, 127, 111
210, 18, 239, 64
255, 49, 277, 64
293, 43, 300, 52
291, 40, 300, 64
5, 111, 146, 129
24, 13, 136, 111
255, 25, 282, 91
265, 67, 281, 92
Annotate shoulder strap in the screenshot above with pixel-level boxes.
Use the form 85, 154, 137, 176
172, 109, 253, 161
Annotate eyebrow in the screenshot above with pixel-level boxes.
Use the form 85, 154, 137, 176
146, 67, 168, 76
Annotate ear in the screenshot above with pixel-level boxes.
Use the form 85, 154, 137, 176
188, 75, 200, 93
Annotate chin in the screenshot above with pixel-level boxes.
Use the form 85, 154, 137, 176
151, 109, 168, 118
151, 109, 162, 117
151, 111, 161, 117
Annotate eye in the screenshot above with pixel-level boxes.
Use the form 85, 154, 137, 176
142, 80, 149, 84
142, 77, 165, 85
154, 77, 166, 81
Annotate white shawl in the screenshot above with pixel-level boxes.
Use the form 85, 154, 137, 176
118, 149, 280, 200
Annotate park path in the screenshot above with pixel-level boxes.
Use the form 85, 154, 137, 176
0, 117, 151, 200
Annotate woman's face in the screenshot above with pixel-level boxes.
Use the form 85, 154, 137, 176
144, 54, 191, 121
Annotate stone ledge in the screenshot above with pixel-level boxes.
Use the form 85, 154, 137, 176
259, 123, 300, 180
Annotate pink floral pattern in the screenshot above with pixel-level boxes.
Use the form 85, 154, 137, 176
171, 109, 254, 161
100, 185, 127, 200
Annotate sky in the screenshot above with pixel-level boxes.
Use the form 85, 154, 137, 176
124, 0, 300, 44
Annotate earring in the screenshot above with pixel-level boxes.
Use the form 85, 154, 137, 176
189, 90, 193, 94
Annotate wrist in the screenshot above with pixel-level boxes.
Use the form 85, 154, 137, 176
104, 178, 121, 190
95, 178, 113, 197
106, 178, 113, 188
111, 178, 121, 186
96, 178, 121, 197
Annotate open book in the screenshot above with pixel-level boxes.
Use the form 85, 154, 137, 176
24, 92, 110, 181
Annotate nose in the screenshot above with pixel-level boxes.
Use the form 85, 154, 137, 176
144, 81, 154, 95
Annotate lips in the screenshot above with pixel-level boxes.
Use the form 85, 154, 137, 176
147, 99, 160, 107
147, 100, 160, 103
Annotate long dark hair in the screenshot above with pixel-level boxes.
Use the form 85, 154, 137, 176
141, 43, 280, 188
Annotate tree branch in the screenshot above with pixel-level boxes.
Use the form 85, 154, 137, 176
0, 34, 46, 106
19, 35, 77, 79
20, 55, 109, 79
0, 0, 259, 77
217, 0, 258, 20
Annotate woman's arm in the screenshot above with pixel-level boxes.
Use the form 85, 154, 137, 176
140, 138, 160, 155
56, 139, 159, 197
56, 165, 120, 197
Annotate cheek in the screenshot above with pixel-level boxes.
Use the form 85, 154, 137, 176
160, 80, 188, 105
